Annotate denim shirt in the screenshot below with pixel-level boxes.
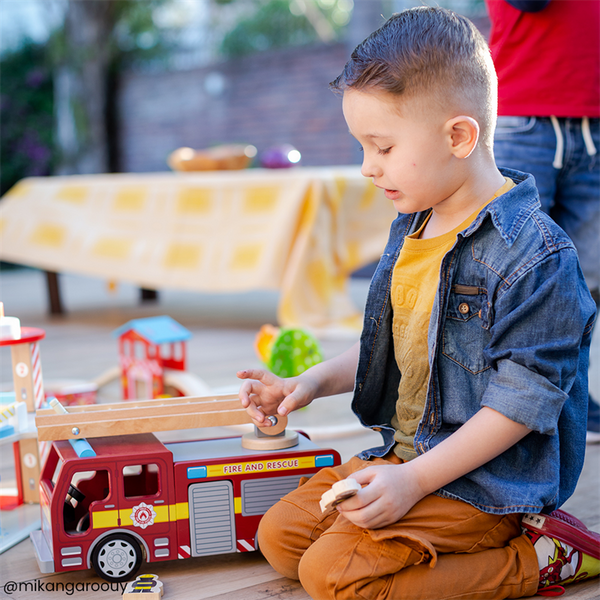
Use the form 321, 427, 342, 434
352, 168, 596, 515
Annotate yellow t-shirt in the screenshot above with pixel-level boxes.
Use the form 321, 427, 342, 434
391, 178, 515, 461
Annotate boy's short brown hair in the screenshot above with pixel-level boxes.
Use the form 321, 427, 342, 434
331, 7, 497, 149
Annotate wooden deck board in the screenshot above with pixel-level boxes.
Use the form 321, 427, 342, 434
0, 269, 598, 599
1, 533, 598, 599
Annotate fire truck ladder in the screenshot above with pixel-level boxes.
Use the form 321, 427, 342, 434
35, 393, 298, 450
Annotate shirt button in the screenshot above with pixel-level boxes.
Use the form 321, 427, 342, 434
459, 303, 470, 314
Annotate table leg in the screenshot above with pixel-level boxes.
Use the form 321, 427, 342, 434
45, 271, 64, 315
140, 288, 159, 303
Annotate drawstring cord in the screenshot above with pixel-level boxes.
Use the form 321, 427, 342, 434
582, 116, 597, 157
550, 116, 597, 170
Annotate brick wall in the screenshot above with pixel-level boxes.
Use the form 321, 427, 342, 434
118, 43, 359, 173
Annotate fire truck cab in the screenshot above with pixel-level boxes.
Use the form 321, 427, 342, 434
31, 431, 341, 582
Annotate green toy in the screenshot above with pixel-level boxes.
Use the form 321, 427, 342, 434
255, 325, 324, 378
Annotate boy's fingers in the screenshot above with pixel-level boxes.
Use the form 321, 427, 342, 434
348, 468, 375, 485
238, 380, 265, 416
279, 392, 303, 416
243, 396, 267, 423
237, 368, 276, 384
238, 380, 258, 407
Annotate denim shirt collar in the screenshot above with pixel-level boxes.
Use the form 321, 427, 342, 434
409, 169, 540, 248
463, 168, 540, 246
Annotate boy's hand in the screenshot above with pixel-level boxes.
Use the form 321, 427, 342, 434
237, 368, 318, 425
336, 464, 425, 529
336, 407, 532, 530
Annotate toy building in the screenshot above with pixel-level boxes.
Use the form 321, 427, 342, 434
113, 316, 192, 400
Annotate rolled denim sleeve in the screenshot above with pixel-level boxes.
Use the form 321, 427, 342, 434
482, 359, 567, 433
481, 247, 595, 434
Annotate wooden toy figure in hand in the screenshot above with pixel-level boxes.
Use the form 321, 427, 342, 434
320, 478, 362, 515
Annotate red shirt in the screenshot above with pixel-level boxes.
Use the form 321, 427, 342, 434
486, 0, 600, 117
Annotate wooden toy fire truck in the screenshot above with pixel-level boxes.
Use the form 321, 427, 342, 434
31, 394, 341, 582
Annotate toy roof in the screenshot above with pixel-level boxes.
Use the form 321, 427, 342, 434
113, 316, 192, 344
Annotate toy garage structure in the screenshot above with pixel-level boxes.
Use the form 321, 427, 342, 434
114, 316, 192, 400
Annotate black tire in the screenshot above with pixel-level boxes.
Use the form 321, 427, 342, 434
91, 533, 143, 583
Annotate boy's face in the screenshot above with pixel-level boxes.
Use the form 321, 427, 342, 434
342, 88, 463, 215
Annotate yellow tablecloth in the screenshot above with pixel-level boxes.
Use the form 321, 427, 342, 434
0, 167, 397, 331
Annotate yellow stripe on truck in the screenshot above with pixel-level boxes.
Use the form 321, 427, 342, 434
92, 509, 119, 529
206, 455, 316, 478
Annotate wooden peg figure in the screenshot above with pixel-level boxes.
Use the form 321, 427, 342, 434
122, 574, 163, 599
320, 478, 362, 514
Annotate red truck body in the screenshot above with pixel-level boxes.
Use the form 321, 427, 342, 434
31, 431, 340, 581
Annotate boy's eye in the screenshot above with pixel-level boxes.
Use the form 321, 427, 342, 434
378, 147, 392, 155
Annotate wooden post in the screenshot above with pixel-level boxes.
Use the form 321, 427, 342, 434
17, 437, 40, 504
1, 327, 46, 506
9, 333, 45, 413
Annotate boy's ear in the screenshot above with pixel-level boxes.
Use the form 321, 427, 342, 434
446, 116, 480, 159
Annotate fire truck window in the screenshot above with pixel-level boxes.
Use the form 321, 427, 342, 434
50, 454, 63, 489
64, 470, 110, 535
123, 464, 160, 498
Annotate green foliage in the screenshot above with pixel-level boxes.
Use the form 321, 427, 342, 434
46, 0, 178, 72
220, 0, 345, 58
0, 41, 56, 196
111, 0, 179, 70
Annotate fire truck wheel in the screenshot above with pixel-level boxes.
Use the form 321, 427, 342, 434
91, 533, 143, 583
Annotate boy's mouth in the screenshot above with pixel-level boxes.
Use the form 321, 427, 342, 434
373, 182, 400, 201
384, 189, 401, 201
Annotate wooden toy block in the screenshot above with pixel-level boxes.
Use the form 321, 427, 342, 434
241, 428, 299, 450
0, 399, 27, 433
320, 478, 362, 514
0, 303, 20, 340
122, 574, 163, 598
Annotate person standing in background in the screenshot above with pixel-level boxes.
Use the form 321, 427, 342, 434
486, 0, 600, 442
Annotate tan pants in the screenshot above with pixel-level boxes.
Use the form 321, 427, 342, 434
258, 456, 540, 600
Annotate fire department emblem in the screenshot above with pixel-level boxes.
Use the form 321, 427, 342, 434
130, 502, 156, 529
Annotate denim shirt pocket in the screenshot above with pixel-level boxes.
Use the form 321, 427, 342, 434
442, 284, 492, 374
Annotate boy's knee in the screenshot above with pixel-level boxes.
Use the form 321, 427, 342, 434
298, 539, 336, 599
298, 533, 362, 600
257, 504, 291, 575
257, 501, 304, 580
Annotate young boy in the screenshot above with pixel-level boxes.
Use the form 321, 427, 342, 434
238, 8, 599, 599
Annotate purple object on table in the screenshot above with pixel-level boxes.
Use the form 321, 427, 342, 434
260, 144, 301, 169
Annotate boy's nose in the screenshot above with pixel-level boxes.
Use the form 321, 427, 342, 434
360, 156, 382, 179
